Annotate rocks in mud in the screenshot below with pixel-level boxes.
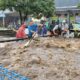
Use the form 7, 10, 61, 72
29, 55, 41, 64
0, 43, 7, 48
45, 43, 52, 48
11, 56, 22, 62
8, 63, 21, 71
26, 70, 38, 79
1, 59, 11, 67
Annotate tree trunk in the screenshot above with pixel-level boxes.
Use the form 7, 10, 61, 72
19, 10, 23, 24
24, 12, 28, 21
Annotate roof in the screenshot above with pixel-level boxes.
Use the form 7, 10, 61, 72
55, 0, 80, 11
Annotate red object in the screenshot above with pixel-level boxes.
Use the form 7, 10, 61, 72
16, 24, 26, 38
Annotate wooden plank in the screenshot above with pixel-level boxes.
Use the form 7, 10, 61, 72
0, 37, 28, 43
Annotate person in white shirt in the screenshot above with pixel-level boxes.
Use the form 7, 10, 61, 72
53, 22, 61, 36
25, 27, 29, 35
61, 20, 69, 37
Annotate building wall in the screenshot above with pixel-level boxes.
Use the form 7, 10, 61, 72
55, 0, 80, 16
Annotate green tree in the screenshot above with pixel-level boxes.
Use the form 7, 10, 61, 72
0, 0, 55, 24
32, 0, 55, 17
78, 3, 80, 8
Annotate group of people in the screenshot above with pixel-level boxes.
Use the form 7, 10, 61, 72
16, 16, 73, 39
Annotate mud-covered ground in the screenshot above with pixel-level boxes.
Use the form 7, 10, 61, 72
0, 37, 80, 80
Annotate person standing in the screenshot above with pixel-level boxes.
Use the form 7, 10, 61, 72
61, 20, 69, 37
28, 20, 38, 38
16, 22, 27, 38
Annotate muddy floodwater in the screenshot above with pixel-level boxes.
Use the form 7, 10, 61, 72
0, 37, 80, 80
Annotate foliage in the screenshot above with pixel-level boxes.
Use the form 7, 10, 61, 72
78, 3, 80, 8
0, 0, 55, 23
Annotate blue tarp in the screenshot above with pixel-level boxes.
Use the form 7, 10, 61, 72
0, 66, 29, 80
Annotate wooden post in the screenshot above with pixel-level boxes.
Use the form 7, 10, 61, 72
67, 10, 71, 25
3, 17, 5, 27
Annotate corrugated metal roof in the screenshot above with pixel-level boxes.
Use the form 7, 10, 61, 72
55, 0, 80, 11
55, 0, 80, 7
